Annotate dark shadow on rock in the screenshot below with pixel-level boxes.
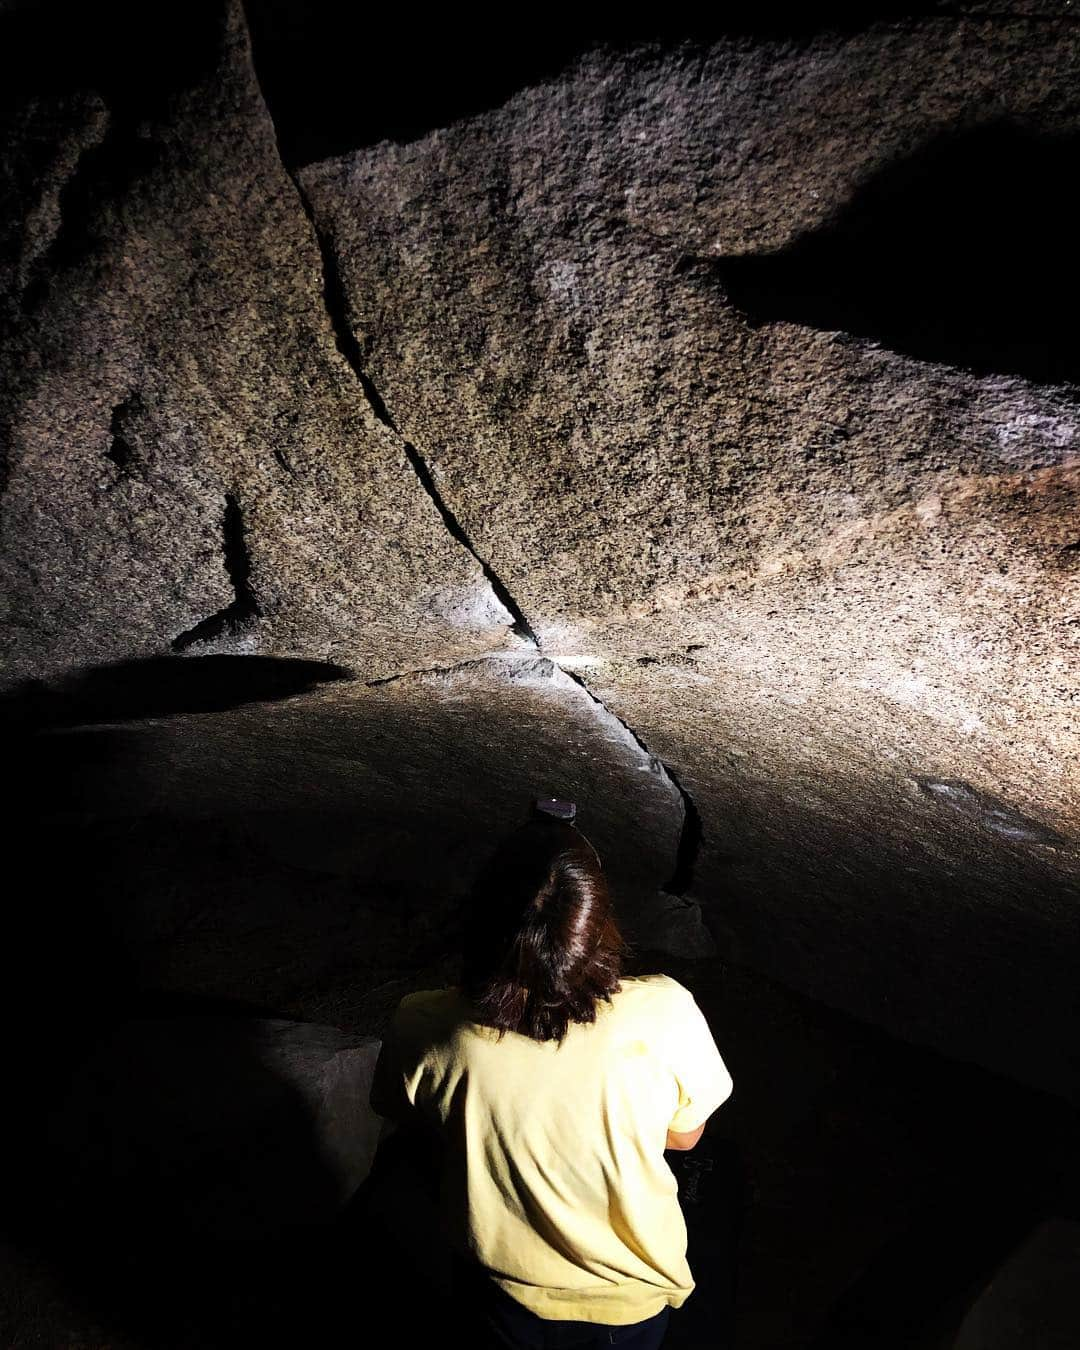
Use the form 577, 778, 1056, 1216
952, 1218, 1080, 1350
0, 655, 363, 1346
337, 1127, 452, 1335
4, 1010, 383, 1349
808, 1176, 1050, 1349
43, 1017, 376, 1243
1, 656, 354, 822
0, 656, 356, 1110
242, 2, 951, 166
703, 122, 1080, 386
1, 654, 353, 731
0, 3, 223, 112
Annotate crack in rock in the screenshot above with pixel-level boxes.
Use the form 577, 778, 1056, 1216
914, 776, 1070, 847
104, 392, 147, 481
285, 166, 536, 645
246, 33, 701, 899
363, 656, 494, 688
365, 652, 703, 897
399, 441, 538, 645
171, 493, 260, 651
559, 666, 702, 896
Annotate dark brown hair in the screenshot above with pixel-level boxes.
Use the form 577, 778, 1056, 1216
460, 817, 631, 1045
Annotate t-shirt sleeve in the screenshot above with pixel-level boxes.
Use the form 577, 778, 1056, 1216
665, 983, 734, 1134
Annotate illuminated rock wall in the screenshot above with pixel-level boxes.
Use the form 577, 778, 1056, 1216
2, 1, 1077, 1098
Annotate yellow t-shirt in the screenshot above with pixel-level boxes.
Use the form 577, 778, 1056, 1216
377, 973, 734, 1325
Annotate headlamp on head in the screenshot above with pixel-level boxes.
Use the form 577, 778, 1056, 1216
533, 797, 577, 823
532, 797, 602, 870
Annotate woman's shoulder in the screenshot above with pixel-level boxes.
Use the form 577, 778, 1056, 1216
397, 985, 461, 1012
612, 973, 693, 1014
617, 973, 690, 997
393, 986, 465, 1029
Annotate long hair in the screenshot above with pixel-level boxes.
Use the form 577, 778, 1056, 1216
460, 816, 631, 1045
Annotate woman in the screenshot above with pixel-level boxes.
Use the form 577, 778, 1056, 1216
369, 802, 734, 1348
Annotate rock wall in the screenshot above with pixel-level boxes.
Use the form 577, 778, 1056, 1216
297, 12, 1080, 1097
0, 1, 518, 682
1, 2, 1077, 1099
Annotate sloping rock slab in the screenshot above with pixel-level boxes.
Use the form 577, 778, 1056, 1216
299, 18, 1080, 1097
13, 655, 686, 1025
953, 1219, 1080, 1350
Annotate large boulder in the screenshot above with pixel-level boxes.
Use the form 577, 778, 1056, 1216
0, 1, 518, 684
297, 15, 1080, 1097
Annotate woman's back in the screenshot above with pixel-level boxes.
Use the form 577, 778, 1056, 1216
385, 972, 733, 1327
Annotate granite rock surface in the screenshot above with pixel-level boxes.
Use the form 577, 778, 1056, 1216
0, 2, 518, 684
1, 2, 1077, 1099
298, 13, 1080, 1096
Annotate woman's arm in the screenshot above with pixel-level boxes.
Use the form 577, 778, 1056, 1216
370, 1034, 413, 1125
663, 981, 733, 1150
369, 1024, 443, 1154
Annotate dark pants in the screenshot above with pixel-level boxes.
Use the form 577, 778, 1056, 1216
451, 1249, 672, 1349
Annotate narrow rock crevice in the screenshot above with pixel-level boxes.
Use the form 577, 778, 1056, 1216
560, 667, 703, 896
19, 117, 163, 319
104, 393, 147, 479
287, 176, 394, 426
363, 656, 494, 688
285, 169, 537, 645
105, 432, 136, 471
399, 441, 538, 645
250, 49, 700, 897
171, 493, 260, 651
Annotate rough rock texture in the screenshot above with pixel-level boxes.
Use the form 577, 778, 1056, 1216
298, 16, 1080, 1098
0, 2, 518, 683
48, 1017, 382, 1238
1, 0, 1078, 1107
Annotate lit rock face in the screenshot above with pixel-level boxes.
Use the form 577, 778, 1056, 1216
0, 2, 517, 684
2, 2, 1078, 1102
299, 17, 1080, 1096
